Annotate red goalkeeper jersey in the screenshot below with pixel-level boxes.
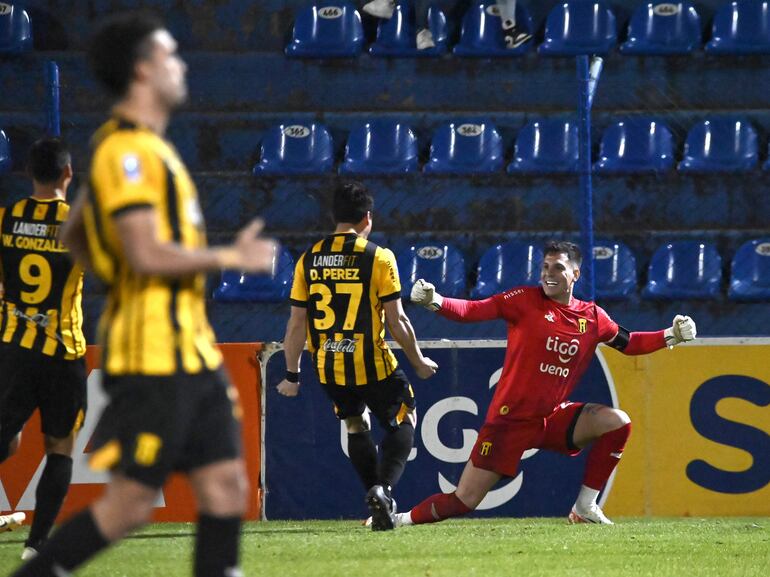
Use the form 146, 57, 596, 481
439, 286, 619, 422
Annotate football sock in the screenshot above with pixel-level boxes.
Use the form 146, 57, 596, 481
497, 0, 517, 29
11, 509, 110, 577
575, 486, 601, 511
194, 514, 241, 577
25, 454, 73, 550
410, 491, 472, 524
378, 421, 414, 488
347, 430, 379, 490
582, 423, 632, 491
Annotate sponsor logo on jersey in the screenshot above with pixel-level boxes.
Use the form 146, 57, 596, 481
503, 288, 524, 299
541, 336, 580, 377
545, 312, 555, 323
322, 338, 357, 353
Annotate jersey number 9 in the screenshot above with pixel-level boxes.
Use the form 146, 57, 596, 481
19, 254, 52, 304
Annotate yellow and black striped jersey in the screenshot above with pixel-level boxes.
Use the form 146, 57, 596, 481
82, 117, 221, 376
290, 232, 401, 386
0, 197, 85, 359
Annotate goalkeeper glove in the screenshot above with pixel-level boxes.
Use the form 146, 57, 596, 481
410, 279, 443, 311
664, 315, 697, 348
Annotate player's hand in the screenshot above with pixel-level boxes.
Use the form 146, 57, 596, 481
220, 219, 279, 273
276, 379, 300, 397
410, 279, 443, 311
414, 356, 438, 379
664, 315, 697, 347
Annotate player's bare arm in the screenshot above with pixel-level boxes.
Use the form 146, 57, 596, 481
59, 189, 93, 270
114, 208, 277, 275
276, 305, 307, 397
383, 298, 437, 379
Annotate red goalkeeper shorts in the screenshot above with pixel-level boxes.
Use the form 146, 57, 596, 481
470, 401, 586, 477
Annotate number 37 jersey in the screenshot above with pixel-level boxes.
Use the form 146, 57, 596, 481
289, 233, 401, 387
0, 198, 85, 359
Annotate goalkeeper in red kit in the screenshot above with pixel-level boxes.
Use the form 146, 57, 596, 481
394, 240, 696, 526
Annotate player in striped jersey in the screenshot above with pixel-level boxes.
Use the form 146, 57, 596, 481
0, 138, 87, 559
277, 181, 438, 531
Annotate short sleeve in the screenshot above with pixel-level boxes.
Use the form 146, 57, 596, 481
92, 138, 164, 217
596, 305, 619, 342
375, 247, 401, 302
289, 253, 308, 307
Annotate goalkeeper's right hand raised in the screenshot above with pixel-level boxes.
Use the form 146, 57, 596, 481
411, 279, 443, 311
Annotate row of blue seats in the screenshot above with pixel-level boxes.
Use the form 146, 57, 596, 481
214, 238, 770, 303
253, 118, 768, 175
287, 1, 770, 58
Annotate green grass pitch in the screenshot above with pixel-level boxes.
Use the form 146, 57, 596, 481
2, 518, 768, 576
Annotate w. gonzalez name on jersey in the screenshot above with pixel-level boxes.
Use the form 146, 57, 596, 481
289, 233, 402, 386
0, 198, 85, 359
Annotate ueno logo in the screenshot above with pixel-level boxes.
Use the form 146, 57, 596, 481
541, 336, 580, 377
755, 242, 770, 256
653, 3, 680, 16
456, 124, 484, 137
417, 246, 444, 259
0, 4, 11, 16
283, 125, 311, 138
318, 6, 343, 19
593, 246, 615, 260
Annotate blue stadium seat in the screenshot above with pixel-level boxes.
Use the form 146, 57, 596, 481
705, 0, 770, 54
285, 2, 364, 58
340, 120, 419, 174
369, 2, 447, 57
253, 123, 334, 175
213, 246, 295, 303
642, 241, 722, 300
539, 1, 617, 56
574, 240, 638, 301
397, 242, 466, 298
507, 119, 580, 174
594, 118, 675, 174
678, 118, 758, 173
0, 130, 10, 174
424, 121, 503, 175
729, 239, 770, 301
621, 2, 702, 55
471, 241, 543, 299
0, 3, 32, 54
453, 1, 534, 57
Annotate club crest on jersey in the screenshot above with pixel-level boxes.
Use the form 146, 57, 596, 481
578, 318, 587, 333
545, 312, 555, 323
480, 441, 493, 456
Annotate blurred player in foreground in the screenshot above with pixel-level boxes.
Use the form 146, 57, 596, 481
396, 240, 696, 526
13, 12, 277, 577
277, 181, 437, 530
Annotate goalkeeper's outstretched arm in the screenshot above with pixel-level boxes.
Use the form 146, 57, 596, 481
410, 279, 501, 323
607, 315, 697, 355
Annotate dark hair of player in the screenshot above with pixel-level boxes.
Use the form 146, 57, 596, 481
88, 12, 164, 98
332, 180, 374, 225
544, 240, 583, 268
26, 137, 71, 184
